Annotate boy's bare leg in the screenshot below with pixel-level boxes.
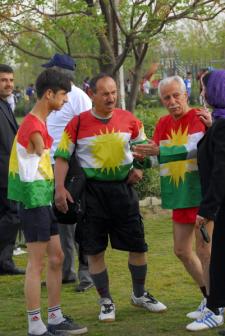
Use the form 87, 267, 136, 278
46, 234, 64, 308
25, 241, 48, 309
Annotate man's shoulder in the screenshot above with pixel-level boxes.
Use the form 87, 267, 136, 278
70, 84, 90, 99
69, 84, 92, 109
157, 114, 172, 124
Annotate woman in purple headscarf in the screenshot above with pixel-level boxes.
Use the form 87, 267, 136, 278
186, 70, 225, 333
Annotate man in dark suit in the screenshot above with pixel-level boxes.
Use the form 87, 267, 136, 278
0, 64, 25, 275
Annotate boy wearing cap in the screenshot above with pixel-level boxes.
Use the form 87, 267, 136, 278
8, 69, 88, 336
44, 53, 93, 292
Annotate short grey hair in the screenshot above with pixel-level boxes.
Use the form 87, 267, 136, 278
158, 75, 186, 97
51, 65, 74, 82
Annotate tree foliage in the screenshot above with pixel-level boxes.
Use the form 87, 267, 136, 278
0, 0, 224, 110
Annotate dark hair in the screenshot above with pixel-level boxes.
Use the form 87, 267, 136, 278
89, 73, 114, 93
202, 71, 212, 88
0, 64, 13, 73
35, 69, 71, 98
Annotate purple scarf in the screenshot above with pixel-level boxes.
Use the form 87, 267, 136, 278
206, 70, 225, 119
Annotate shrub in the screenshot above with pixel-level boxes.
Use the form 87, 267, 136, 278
134, 108, 161, 200
14, 99, 35, 117
135, 167, 160, 200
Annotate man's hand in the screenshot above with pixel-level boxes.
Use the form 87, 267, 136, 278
195, 214, 208, 228
54, 185, 74, 214
197, 109, 212, 128
127, 168, 143, 184
132, 140, 159, 160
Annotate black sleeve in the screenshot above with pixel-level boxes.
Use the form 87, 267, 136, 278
199, 121, 225, 220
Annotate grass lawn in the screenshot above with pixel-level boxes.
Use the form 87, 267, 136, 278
0, 208, 221, 336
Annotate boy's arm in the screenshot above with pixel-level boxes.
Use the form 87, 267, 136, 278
28, 132, 45, 156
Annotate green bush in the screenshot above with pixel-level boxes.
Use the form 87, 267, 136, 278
136, 94, 161, 109
14, 99, 35, 117
135, 167, 160, 200
134, 108, 161, 200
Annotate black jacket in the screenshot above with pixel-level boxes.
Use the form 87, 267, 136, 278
0, 98, 18, 188
197, 118, 225, 220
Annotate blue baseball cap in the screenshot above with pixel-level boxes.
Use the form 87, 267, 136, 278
42, 53, 76, 71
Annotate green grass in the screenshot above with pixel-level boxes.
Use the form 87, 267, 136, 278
0, 209, 221, 336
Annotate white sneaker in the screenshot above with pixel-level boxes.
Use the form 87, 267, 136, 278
186, 307, 224, 331
99, 298, 115, 322
131, 291, 167, 312
186, 298, 206, 319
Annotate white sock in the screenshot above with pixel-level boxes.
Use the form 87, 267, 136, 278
27, 309, 47, 335
48, 305, 65, 325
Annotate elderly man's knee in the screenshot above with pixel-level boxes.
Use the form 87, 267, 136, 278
174, 245, 190, 262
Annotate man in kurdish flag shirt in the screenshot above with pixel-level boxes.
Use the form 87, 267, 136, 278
54, 73, 167, 322
134, 75, 213, 322
8, 69, 87, 336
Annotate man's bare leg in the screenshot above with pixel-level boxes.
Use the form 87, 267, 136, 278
173, 221, 205, 287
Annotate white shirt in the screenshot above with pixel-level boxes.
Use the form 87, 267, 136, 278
7, 94, 16, 112
143, 80, 151, 94
47, 83, 92, 163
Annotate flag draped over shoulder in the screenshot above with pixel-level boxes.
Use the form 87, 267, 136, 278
153, 109, 205, 209
8, 114, 54, 209
54, 109, 149, 181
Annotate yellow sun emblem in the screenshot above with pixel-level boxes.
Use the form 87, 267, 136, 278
165, 126, 188, 146
163, 126, 190, 187
9, 137, 18, 177
89, 128, 126, 174
58, 130, 73, 152
38, 149, 53, 180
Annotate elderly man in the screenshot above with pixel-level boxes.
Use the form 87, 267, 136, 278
54, 73, 167, 322
0, 64, 25, 275
134, 75, 213, 320
43, 53, 93, 291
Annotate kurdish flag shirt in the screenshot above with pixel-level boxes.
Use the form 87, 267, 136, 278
153, 109, 206, 209
8, 114, 54, 208
54, 109, 148, 181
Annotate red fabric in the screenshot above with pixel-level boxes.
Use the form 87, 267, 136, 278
65, 109, 143, 143
172, 207, 199, 224
17, 114, 53, 149
153, 109, 206, 145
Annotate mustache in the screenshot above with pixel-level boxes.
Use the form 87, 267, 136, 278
168, 105, 179, 109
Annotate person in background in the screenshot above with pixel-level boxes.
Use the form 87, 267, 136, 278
54, 73, 167, 323
133, 75, 213, 324
43, 53, 93, 292
125, 78, 131, 95
8, 68, 88, 336
82, 77, 90, 94
184, 71, 192, 102
0, 64, 25, 276
26, 84, 35, 103
186, 70, 225, 332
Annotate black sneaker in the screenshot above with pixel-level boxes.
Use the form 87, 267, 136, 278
48, 315, 88, 335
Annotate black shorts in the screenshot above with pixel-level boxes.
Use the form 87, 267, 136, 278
78, 180, 148, 255
20, 206, 59, 243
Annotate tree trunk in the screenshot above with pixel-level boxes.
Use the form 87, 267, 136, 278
127, 65, 143, 112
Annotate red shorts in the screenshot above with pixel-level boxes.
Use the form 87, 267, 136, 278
172, 207, 199, 224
